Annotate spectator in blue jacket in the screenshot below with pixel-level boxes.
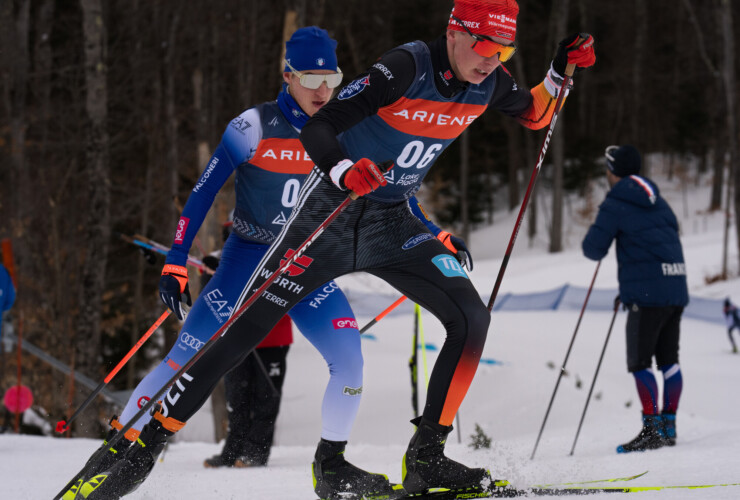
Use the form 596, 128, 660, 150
582, 144, 688, 453
0, 263, 15, 344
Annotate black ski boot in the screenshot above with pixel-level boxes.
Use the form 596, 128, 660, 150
203, 453, 236, 468
402, 417, 492, 494
203, 432, 243, 468
312, 438, 399, 500
60, 417, 134, 500
79, 416, 178, 499
616, 413, 666, 453
661, 412, 676, 446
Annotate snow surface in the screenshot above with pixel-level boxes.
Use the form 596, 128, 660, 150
3, 165, 740, 499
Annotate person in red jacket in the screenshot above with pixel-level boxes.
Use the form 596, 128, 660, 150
199, 239, 294, 468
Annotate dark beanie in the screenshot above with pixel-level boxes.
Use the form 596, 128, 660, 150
605, 145, 641, 177
284, 27, 338, 72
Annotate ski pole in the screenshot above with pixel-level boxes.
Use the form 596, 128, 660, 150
53, 172, 386, 500
359, 295, 408, 333
569, 296, 620, 456
530, 261, 600, 460
55, 310, 171, 434
409, 302, 419, 416
117, 232, 215, 275
486, 37, 585, 312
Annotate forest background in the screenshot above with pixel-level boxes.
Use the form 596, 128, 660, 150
0, 0, 738, 437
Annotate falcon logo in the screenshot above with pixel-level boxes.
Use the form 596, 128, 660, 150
280, 248, 314, 276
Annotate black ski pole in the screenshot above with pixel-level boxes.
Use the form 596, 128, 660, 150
569, 296, 620, 456
486, 36, 587, 312
409, 302, 419, 417
360, 295, 407, 334
52, 181, 374, 500
531, 260, 600, 460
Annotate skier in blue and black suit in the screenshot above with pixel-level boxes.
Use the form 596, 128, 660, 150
61, 26, 467, 500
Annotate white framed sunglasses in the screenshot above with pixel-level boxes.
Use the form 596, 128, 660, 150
284, 59, 343, 89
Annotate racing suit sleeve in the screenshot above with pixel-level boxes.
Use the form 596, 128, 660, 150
408, 196, 443, 236
300, 49, 416, 176
165, 108, 262, 267
489, 64, 570, 130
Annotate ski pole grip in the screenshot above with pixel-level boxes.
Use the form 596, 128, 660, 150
564, 34, 588, 78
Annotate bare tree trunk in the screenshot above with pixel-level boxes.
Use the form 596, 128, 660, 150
32, 0, 54, 160
76, 0, 110, 437
548, 0, 569, 253
710, 148, 723, 210
508, 50, 538, 244
718, 0, 738, 277
126, 0, 155, 389
241, 0, 258, 108
631, 0, 647, 166
163, 12, 180, 348
281, 10, 299, 72
501, 117, 521, 210
1, 0, 30, 261
681, 0, 725, 212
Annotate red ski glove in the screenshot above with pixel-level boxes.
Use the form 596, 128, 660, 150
553, 33, 595, 76
330, 158, 390, 197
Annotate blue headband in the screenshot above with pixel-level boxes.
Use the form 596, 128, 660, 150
284, 26, 338, 72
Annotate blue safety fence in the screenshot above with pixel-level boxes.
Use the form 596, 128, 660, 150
492, 284, 725, 325
348, 285, 725, 326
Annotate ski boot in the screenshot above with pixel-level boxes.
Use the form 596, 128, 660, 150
203, 453, 236, 468
204, 453, 266, 468
661, 412, 676, 446
312, 438, 400, 500
616, 413, 666, 453
204, 435, 268, 468
60, 416, 137, 500
203, 433, 243, 468
402, 417, 493, 494
79, 412, 184, 499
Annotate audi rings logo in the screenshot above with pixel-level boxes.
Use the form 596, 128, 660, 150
180, 332, 204, 350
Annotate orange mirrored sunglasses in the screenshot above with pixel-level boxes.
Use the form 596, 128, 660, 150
452, 15, 517, 61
